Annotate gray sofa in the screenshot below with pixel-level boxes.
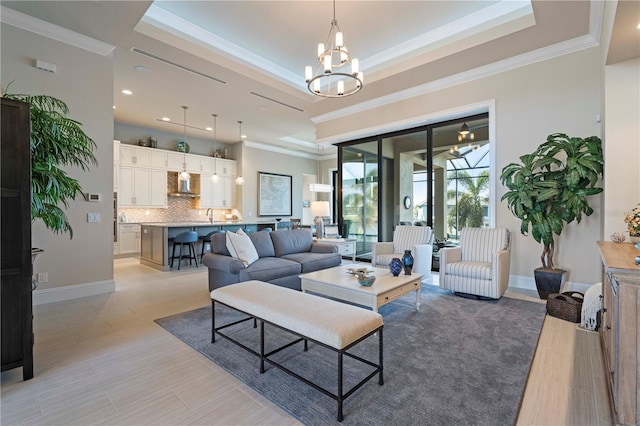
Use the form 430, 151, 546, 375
202, 228, 342, 291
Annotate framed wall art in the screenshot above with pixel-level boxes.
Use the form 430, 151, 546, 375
258, 172, 292, 216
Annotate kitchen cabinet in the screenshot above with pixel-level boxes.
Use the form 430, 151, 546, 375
140, 226, 165, 266
119, 144, 167, 168
217, 158, 236, 176
167, 151, 200, 172
201, 174, 235, 208
119, 224, 141, 255
119, 166, 167, 207
200, 173, 215, 207
198, 156, 216, 173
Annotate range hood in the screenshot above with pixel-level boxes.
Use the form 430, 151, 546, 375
168, 176, 199, 198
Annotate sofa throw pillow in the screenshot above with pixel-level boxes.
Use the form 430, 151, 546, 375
226, 228, 259, 267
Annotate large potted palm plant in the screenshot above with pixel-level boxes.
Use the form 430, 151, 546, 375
500, 133, 604, 299
2, 91, 97, 239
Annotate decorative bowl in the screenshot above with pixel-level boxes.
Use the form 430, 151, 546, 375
355, 273, 376, 287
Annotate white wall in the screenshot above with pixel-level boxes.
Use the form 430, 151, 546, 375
1, 23, 115, 297
603, 57, 640, 238
238, 143, 318, 221
316, 48, 604, 285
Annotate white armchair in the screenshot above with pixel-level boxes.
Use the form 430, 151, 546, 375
439, 227, 511, 299
372, 225, 434, 279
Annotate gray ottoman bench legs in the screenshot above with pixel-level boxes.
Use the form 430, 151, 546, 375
210, 280, 384, 422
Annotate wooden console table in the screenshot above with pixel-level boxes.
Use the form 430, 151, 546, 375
597, 241, 640, 425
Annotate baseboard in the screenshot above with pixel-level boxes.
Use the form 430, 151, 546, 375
508, 274, 594, 294
32, 279, 116, 305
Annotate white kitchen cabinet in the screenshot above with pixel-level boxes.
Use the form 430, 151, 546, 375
212, 176, 236, 208
200, 173, 215, 208
120, 144, 166, 168
200, 174, 235, 208
150, 169, 168, 207
119, 224, 141, 255
217, 158, 236, 176
167, 151, 199, 172
119, 165, 167, 207
199, 156, 216, 173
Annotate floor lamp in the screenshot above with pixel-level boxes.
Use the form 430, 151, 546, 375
311, 201, 330, 239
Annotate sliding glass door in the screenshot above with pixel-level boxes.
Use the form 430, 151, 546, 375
341, 142, 378, 257
337, 113, 490, 265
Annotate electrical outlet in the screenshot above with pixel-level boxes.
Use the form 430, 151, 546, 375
37, 272, 48, 283
88, 213, 100, 223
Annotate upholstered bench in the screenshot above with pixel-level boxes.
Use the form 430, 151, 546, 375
210, 280, 384, 422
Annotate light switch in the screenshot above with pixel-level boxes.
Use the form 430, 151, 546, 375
88, 213, 100, 223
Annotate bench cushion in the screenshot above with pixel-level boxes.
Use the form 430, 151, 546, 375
211, 280, 383, 349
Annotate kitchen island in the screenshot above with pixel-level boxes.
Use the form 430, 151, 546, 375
139, 220, 288, 271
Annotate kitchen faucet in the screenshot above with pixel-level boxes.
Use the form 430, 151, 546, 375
206, 208, 214, 224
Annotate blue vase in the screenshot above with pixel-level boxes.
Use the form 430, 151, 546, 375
390, 258, 403, 277
402, 250, 414, 275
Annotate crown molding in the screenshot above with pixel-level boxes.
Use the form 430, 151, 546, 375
243, 140, 316, 160
365, 0, 534, 72
312, 33, 599, 125
315, 100, 492, 145
0, 6, 114, 56
140, 5, 304, 91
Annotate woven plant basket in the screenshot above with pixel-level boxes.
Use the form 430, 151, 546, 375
546, 291, 584, 323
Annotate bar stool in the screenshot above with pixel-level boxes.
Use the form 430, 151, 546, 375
170, 231, 198, 270
200, 231, 217, 260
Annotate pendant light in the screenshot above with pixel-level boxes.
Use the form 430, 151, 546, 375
211, 114, 220, 183
309, 144, 332, 192
234, 121, 245, 185
179, 106, 190, 181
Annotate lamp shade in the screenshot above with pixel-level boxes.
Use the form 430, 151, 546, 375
310, 201, 330, 217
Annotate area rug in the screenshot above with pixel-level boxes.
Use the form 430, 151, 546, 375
155, 285, 546, 425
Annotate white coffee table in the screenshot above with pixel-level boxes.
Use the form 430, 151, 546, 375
300, 264, 422, 312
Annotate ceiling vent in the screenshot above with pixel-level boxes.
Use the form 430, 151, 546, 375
131, 47, 227, 85
249, 92, 304, 112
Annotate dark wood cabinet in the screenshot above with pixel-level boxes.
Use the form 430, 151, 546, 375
1, 97, 33, 380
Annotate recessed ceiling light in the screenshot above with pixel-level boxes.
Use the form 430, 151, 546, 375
206, 127, 213, 131
637, 23, 640, 29
161, 117, 170, 122
113, 105, 116, 109
134, 65, 151, 73
122, 89, 132, 95
241, 135, 247, 139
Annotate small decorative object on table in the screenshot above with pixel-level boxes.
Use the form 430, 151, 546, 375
402, 249, 414, 275
354, 272, 376, 287
610, 232, 626, 243
624, 203, 640, 243
389, 258, 403, 277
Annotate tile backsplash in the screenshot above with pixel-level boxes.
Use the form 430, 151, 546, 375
119, 198, 231, 223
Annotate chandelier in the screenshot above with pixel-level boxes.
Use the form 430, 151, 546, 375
458, 122, 475, 142
305, 0, 363, 98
